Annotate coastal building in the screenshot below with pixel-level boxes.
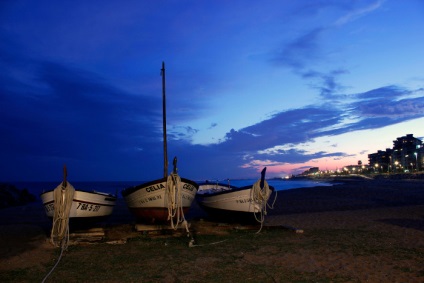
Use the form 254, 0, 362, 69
300, 167, 320, 176
343, 164, 368, 174
298, 134, 422, 177
368, 134, 423, 173
368, 149, 392, 173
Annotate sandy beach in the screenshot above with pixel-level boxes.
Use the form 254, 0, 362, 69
1, 177, 423, 282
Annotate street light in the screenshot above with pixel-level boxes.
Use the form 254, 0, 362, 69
414, 152, 418, 171
405, 154, 409, 170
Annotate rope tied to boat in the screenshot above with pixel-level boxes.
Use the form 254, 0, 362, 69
251, 179, 277, 233
50, 181, 75, 248
42, 182, 74, 281
42, 166, 74, 282
166, 172, 189, 233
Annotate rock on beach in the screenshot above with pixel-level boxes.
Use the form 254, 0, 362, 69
0, 183, 36, 209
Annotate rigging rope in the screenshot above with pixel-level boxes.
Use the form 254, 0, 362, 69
42, 181, 75, 283
166, 173, 190, 233
50, 182, 75, 248
250, 179, 277, 233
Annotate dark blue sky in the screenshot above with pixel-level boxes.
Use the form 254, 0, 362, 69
1, 0, 423, 181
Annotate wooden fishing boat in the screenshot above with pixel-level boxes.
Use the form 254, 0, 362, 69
41, 166, 117, 248
41, 187, 117, 219
40, 168, 117, 221
121, 62, 198, 224
121, 169, 198, 223
195, 168, 275, 223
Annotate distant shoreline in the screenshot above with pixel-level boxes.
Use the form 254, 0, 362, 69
280, 172, 424, 182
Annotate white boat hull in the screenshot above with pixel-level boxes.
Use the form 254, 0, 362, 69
41, 189, 117, 218
196, 182, 274, 222
196, 184, 265, 213
121, 177, 198, 223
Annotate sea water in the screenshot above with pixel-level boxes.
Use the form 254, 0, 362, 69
224, 178, 333, 191
12, 179, 333, 200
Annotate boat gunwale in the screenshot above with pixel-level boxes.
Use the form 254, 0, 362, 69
121, 177, 199, 197
197, 182, 240, 191
196, 182, 275, 197
40, 189, 117, 200
42, 198, 117, 207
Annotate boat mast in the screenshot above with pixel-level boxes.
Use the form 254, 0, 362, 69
62, 164, 68, 189
161, 61, 168, 178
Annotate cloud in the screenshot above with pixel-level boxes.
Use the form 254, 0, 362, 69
208, 123, 218, 129
202, 85, 424, 173
334, 0, 384, 26
0, 56, 167, 180
303, 69, 349, 99
352, 86, 424, 119
271, 27, 350, 99
169, 125, 199, 141
270, 1, 384, 99
354, 85, 404, 100
1, 0, 422, 181
272, 28, 325, 70
220, 107, 343, 151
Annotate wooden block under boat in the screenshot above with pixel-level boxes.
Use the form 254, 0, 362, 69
135, 223, 191, 232
68, 227, 106, 245
234, 224, 304, 234
69, 227, 105, 237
